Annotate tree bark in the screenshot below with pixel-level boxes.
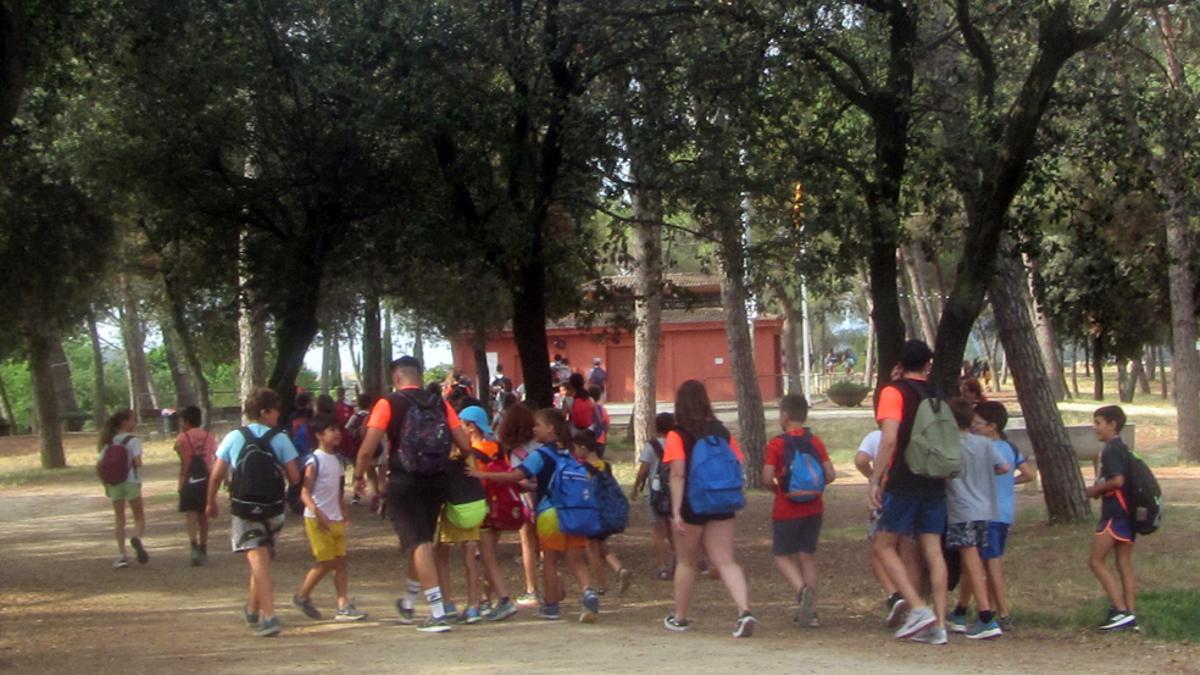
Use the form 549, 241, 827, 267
0, 370, 15, 432
47, 335, 81, 431
237, 229, 268, 404
1025, 253, 1065, 401
717, 222, 766, 489
1092, 335, 1105, 401
161, 272, 212, 424
472, 331, 491, 415
0, 1, 22, 142
1070, 342, 1080, 399
118, 272, 157, 418
266, 298, 320, 418
511, 257, 554, 408
382, 308, 394, 388
901, 244, 937, 345
897, 263, 918, 341
776, 288, 802, 395
1146, 345, 1157, 382
160, 319, 198, 409
320, 330, 335, 394
631, 183, 664, 454
1161, 345, 1170, 400
27, 329, 66, 468
1117, 359, 1132, 403
87, 309, 106, 428
990, 255, 1090, 522
362, 288, 383, 399
1135, 355, 1150, 396
347, 339, 363, 391
412, 319, 425, 365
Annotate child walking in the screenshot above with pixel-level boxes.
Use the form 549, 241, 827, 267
573, 429, 631, 595
944, 399, 1009, 640
292, 415, 366, 622
99, 410, 149, 568
762, 394, 835, 628
176, 405, 216, 566
1086, 405, 1139, 631
633, 412, 676, 580
459, 406, 520, 622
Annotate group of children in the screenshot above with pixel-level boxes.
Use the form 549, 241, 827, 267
95, 367, 1145, 643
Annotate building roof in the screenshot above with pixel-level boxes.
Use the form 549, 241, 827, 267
598, 273, 722, 291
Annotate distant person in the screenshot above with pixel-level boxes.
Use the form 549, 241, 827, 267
633, 412, 677, 580
1086, 405, 1139, 632
564, 373, 594, 431
587, 358, 608, 393
943, 398, 1009, 640
292, 415, 366, 622
334, 387, 355, 425
206, 388, 302, 637
587, 384, 610, 455
175, 405, 216, 566
289, 392, 315, 458
491, 365, 514, 398
662, 380, 755, 637
97, 409, 149, 568
764, 394, 835, 628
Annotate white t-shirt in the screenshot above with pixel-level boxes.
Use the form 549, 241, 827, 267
303, 450, 345, 521
856, 430, 882, 461
113, 433, 144, 484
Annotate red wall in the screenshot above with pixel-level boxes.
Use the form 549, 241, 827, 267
452, 320, 783, 403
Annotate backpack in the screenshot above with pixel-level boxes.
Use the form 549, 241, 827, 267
183, 432, 210, 485
778, 433, 825, 503
592, 463, 629, 536
1125, 448, 1163, 535
898, 380, 962, 479
473, 449, 529, 531
648, 440, 672, 518
97, 434, 133, 486
684, 428, 746, 516
389, 390, 454, 475
540, 447, 603, 537
570, 397, 594, 431
590, 403, 608, 439
289, 414, 312, 457
229, 427, 286, 520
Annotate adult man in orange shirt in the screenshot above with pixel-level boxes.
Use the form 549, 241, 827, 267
868, 340, 950, 645
355, 356, 472, 633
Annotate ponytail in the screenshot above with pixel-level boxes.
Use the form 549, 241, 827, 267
99, 409, 134, 452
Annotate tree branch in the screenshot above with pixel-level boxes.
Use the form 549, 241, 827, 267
954, 0, 996, 107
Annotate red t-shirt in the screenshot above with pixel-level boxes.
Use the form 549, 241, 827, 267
764, 429, 830, 521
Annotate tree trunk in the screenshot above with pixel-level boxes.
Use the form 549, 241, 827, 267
901, 244, 937, 345
1146, 343, 1157, 381
87, 309, 107, 428
320, 330, 335, 394
160, 319, 198, 409
118, 272, 157, 418
776, 289, 802, 395
1025, 254, 1065, 401
362, 288, 383, 399
47, 335, 81, 431
717, 223, 766, 489
237, 229, 268, 405
472, 331, 491, 416
631, 184, 664, 454
27, 329, 66, 468
267, 306, 320, 419
990, 255, 1090, 522
412, 319, 425, 365
1092, 335, 1105, 401
347, 339, 363, 391
897, 262, 919, 342
511, 257, 554, 409
1161, 345, 1170, 400
1117, 359, 1132, 403
1070, 342, 1080, 399
0, 370, 15, 431
1135, 355, 1150, 396
382, 309, 394, 387
162, 272, 212, 425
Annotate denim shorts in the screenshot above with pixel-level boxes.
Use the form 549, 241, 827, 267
877, 492, 947, 537
981, 522, 1010, 560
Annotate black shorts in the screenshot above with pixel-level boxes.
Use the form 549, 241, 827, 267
178, 479, 208, 513
386, 471, 449, 553
680, 495, 735, 527
772, 514, 823, 556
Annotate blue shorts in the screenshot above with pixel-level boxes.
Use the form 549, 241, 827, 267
1096, 517, 1135, 543
981, 522, 1009, 560
878, 492, 947, 538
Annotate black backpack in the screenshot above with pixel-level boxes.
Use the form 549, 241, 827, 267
648, 440, 672, 518
1125, 448, 1163, 535
388, 390, 454, 475
229, 427, 286, 520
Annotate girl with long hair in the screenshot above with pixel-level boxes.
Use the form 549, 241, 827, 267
496, 402, 541, 605
98, 409, 149, 568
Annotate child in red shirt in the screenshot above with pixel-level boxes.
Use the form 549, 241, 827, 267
762, 394, 836, 628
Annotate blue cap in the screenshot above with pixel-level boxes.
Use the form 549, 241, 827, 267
458, 406, 494, 439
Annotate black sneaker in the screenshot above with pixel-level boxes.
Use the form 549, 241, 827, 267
1101, 612, 1137, 631
886, 594, 909, 628
130, 537, 149, 564
733, 612, 756, 638
664, 615, 690, 632
293, 594, 322, 620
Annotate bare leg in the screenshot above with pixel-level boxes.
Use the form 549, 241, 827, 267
918, 533, 948, 625
797, 552, 818, 589
671, 523, 704, 621
434, 543, 453, 606
542, 550, 563, 606
247, 547, 275, 618
874, 532, 926, 611
869, 540, 897, 595
198, 512, 209, 548
959, 546, 991, 614
1114, 541, 1136, 613
1088, 533, 1126, 611
334, 557, 349, 609
186, 512, 199, 546
586, 539, 606, 589
899, 537, 922, 590
112, 500, 127, 557
985, 558, 1008, 617
774, 554, 805, 593
603, 540, 624, 573
702, 519, 750, 614
298, 560, 334, 600
479, 529, 510, 601
129, 496, 146, 539
462, 542, 481, 609
565, 545, 592, 594
652, 519, 672, 569
519, 523, 539, 595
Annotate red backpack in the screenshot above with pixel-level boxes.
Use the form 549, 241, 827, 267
570, 397, 594, 430
97, 435, 132, 486
473, 449, 529, 531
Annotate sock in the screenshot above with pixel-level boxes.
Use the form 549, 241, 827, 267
425, 586, 445, 619
980, 610, 996, 624
401, 580, 421, 610
952, 605, 968, 617
888, 591, 902, 605
500, 596, 510, 605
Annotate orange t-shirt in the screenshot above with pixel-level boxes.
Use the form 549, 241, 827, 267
662, 429, 745, 464
470, 438, 500, 469
366, 387, 462, 431
875, 375, 926, 423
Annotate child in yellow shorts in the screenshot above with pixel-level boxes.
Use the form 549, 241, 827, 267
434, 504, 484, 624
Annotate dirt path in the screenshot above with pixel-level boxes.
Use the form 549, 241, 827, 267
1, 455, 1197, 674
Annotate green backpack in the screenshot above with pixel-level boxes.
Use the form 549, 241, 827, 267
900, 381, 963, 479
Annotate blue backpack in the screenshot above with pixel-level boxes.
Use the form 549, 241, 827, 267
540, 447, 604, 537
685, 428, 745, 516
779, 433, 825, 503
592, 464, 629, 536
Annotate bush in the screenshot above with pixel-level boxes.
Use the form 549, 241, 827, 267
827, 380, 871, 407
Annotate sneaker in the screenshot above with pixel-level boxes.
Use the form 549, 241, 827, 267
535, 604, 561, 621
394, 600, 416, 625
130, 537, 149, 564
254, 616, 281, 637
947, 613, 969, 634
998, 615, 1014, 632
113, 556, 129, 569
1101, 612, 1137, 631
895, 606, 937, 639
243, 605, 260, 627
480, 600, 493, 615
351, 494, 361, 505
335, 604, 368, 621
796, 586, 816, 628
967, 618, 1003, 640
617, 568, 632, 595
292, 594, 322, 620
580, 590, 600, 624
515, 592, 540, 608
808, 612, 820, 628
198, 546, 208, 567
443, 602, 458, 620
664, 614, 690, 632
733, 612, 756, 638
910, 624, 948, 645
417, 615, 452, 633
463, 607, 483, 625
486, 600, 518, 622
885, 595, 909, 628
190, 544, 201, 567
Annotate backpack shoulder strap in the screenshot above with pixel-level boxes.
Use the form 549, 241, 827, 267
470, 448, 494, 466
649, 440, 664, 460
238, 426, 257, 445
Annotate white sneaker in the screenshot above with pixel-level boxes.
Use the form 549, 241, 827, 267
113, 556, 129, 569
910, 624, 948, 645
895, 606, 936, 639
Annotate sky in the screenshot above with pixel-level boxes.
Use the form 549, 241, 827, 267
301, 333, 456, 381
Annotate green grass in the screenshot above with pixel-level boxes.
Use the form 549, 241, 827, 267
1022, 590, 1200, 643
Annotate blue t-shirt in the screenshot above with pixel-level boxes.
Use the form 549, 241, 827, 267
217, 423, 300, 468
517, 443, 569, 514
991, 439, 1026, 525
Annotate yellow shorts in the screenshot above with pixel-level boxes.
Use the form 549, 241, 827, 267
304, 518, 347, 562
437, 511, 480, 544
535, 508, 588, 553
